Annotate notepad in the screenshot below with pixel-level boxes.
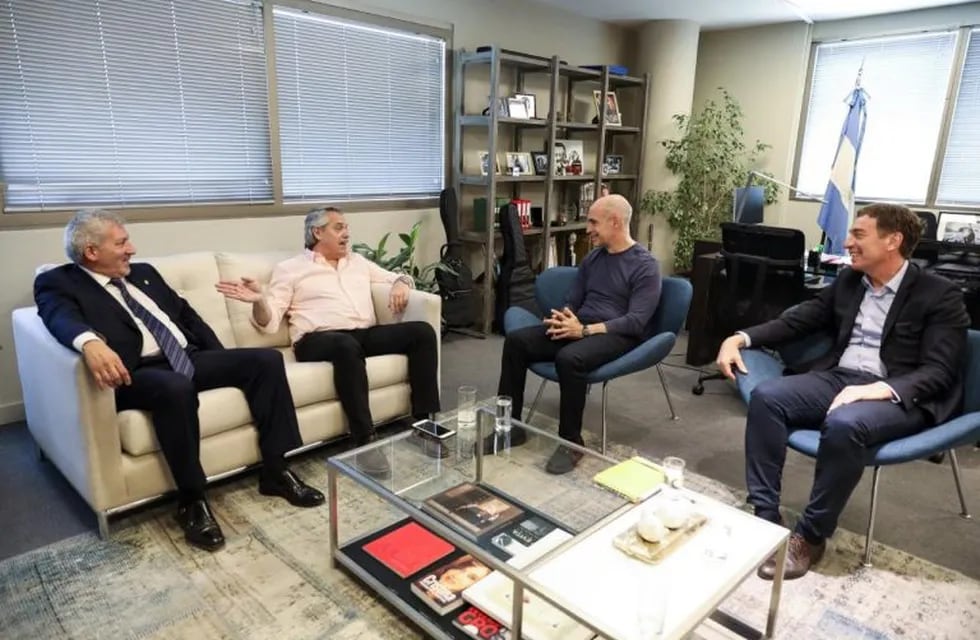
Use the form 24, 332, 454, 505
593, 456, 665, 502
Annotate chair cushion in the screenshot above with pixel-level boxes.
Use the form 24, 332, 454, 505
735, 349, 789, 405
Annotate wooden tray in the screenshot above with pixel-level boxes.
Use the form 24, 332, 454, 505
612, 513, 708, 564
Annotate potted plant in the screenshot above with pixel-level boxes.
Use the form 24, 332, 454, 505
640, 88, 779, 273
352, 221, 454, 293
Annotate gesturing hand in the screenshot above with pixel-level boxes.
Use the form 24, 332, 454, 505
215, 277, 263, 303
82, 340, 132, 390
543, 306, 584, 340
389, 280, 410, 314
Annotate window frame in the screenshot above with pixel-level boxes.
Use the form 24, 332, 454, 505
0, 0, 453, 229
791, 25, 977, 213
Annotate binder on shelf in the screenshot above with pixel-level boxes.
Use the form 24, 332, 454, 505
474, 197, 510, 231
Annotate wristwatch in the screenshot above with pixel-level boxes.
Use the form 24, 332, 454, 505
582, 324, 591, 337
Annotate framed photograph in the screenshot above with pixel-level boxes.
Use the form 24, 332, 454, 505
507, 97, 529, 119
553, 139, 584, 176
504, 151, 531, 175
593, 90, 622, 126
513, 93, 536, 119
938, 212, 980, 245
603, 154, 624, 175
531, 151, 549, 175
478, 150, 499, 176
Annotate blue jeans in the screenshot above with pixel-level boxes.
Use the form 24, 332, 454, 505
745, 367, 930, 541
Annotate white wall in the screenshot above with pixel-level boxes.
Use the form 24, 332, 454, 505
0, 0, 629, 423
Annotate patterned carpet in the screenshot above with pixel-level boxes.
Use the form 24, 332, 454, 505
1, 429, 978, 640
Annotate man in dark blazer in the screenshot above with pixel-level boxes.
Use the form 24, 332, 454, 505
34, 209, 325, 552
716, 203, 969, 580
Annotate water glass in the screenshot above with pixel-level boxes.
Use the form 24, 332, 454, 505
456, 386, 477, 460
635, 571, 668, 638
704, 522, 732, 561
495, 395, 512, 433
662, 456, 685, 488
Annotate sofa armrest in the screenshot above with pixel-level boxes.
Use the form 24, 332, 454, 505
11, 308, 126, 512
371, 285, 442, 389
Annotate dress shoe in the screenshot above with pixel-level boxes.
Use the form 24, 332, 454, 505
175, 499, 225, 552
545, 445, 584, 475
408, 431, 450, 459
355, 447, 392, 480
479, 426, 528, 454
757, 532, 825, 581
259, 469, 325, 507
927, 451, 946, 464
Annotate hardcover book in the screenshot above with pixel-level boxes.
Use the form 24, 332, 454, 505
361, 521, 454, 578
593, 456, 665, 503
453, 605, 511, 640
489, 515, 559, 558
410, 554, 492, 615
424, 483, 525, 536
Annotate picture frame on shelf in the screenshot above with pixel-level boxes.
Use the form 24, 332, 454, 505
593, 90, 622, 126
602, 154, 624, 175
507, 97, 529, 119
482, 97, 510, 117
512, 93, 536, 119
938, 212, 980, 244
553, 139, 584, 176
531, 151, 549, 176
478, 150, 499, 176
504, 151, 531, 176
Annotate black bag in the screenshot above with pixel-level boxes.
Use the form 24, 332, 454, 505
437, 188, 477, 328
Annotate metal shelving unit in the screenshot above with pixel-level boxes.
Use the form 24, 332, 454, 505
452, 46, 650, 333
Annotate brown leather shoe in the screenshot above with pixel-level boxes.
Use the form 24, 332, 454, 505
757, 532, 825, 580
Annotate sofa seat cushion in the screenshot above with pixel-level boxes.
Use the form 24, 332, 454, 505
118, 387, 254, 456
282, 351, 409, 408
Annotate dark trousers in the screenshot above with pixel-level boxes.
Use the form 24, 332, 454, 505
498, 325, 639, 443
745, 367, 930, 541
115, 348, 302, 499
293, 321, 440, 443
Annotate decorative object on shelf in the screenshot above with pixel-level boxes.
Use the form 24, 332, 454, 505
512, 93, 536, 119
568, 233, 577, 266
506, 97, 529, 119
482, 96, 510, 117
580, 182, 595, 214
603, 154, 623, 176
553, 139, 584, 176
583, 63, 628, 76
504, 152, 531, 176
531, 151, 549, 176
639, 88, 778, 272
478, 150, 499, 176
593, 90, 621, 126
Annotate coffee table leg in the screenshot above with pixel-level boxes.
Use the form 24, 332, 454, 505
328, 465, 339, 569
765, 537, 788, 637
511, 582, 525, 640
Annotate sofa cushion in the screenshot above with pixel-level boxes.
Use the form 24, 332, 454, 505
281, 350, 409, 408
215, 251, 294, 349
140, 253, 237, 348
118, 387, 254, 456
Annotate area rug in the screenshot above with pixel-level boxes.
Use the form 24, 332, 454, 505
1, 422, 977, 640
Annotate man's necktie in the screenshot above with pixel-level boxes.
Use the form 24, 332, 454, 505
109, 278, 195, 379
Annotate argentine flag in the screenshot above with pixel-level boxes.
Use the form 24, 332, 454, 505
817, 87, 868, 255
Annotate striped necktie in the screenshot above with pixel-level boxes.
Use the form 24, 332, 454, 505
109, 278, 195, 379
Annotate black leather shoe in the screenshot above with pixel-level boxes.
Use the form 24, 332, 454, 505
545, 445, 584, 475
175, 499, 225, 552
479, 426, 528, 454
757, 532, 825, 580
259, 469, 325, 507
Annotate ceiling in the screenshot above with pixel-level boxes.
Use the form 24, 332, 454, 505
530, 0, 978, 30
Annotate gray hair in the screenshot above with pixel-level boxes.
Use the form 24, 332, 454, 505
304, 207, 342, 249
64, 209, 127, 264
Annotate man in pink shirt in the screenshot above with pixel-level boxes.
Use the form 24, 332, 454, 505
216, 208, 440, 478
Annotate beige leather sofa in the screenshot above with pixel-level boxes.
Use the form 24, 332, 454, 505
11, 251, 441, 536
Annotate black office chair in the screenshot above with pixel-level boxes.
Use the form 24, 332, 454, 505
692, 223, 805, 395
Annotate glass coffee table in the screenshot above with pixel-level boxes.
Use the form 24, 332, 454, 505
327, 404, 788, 639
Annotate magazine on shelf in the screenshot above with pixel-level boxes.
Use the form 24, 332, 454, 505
424, 483, 525, 536
453, 605, 511, 639
361, 521, 454, 578
409, 554, 492, 615
490, 515, 561, 558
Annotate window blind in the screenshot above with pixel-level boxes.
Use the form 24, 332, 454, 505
273, 7, 445, 201
938, 29, 980, 206
796, 32, 957, 204
0, 0, 271, 210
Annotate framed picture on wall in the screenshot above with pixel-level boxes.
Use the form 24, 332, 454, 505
938, 211, 980, 245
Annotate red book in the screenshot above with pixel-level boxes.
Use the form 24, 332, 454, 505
453, 605, 510, 639
362, 522, 454, 578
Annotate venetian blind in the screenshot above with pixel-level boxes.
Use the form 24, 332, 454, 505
938, 29, 980, 206
273, 7, 445, 201
0, 0, 271, 211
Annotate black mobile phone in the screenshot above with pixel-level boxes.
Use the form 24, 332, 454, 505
411, 419, 456, 440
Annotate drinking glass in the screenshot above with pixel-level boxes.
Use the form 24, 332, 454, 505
495, 395, 512, 433
635, 570, 668, 638
456, 386, 477, 460
662, 456, 685, 488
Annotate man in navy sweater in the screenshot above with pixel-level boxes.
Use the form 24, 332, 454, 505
494, 195, 662, 474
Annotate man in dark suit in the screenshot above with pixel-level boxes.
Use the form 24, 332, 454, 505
34, 209, 325, 552
716, 203, 969, 580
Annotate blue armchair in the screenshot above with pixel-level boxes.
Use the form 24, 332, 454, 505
734, 330, 980, 566
503, 267, 693, 453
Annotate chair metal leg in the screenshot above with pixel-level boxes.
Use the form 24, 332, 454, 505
863, 466, 882, 567
97, 511, 111, 540
948, 449, 972, 519
656, 364, 679, 420
601, 382, 609, 454
526, 379, 547, 423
